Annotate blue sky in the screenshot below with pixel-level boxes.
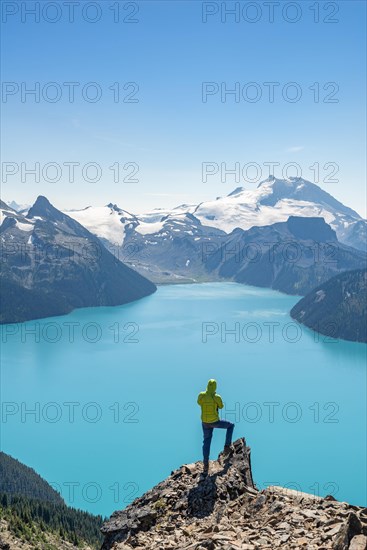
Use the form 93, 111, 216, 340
1, 0, 366, 216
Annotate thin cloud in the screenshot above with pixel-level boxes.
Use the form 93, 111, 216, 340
286, 146, 304, 153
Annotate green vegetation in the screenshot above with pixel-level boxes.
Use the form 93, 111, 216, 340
0, 453, 104, 549
0, 452, 64, 504
0, 492, 103, 548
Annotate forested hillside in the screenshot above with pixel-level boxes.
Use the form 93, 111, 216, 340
0, 452, 103, 549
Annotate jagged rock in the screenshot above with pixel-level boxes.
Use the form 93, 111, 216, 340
333, 513, 363, 549
101, 438, 367, 550
253, 493, 267, 510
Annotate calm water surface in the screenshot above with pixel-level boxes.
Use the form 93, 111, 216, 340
1, 283, 366, 516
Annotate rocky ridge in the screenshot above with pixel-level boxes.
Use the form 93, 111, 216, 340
101, 438, 367, 550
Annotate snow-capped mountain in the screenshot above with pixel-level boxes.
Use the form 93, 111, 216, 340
0, 197, 156, 323
0, 199, 31, 229
3, 200, 31, 213
65, 203, 140, 246
66, 202, 198, 246
192, 176, 366, 251
64, 177, 366, 252
137, 203, 197, 223
2, 192, 366, 299
109, 211, 226, 283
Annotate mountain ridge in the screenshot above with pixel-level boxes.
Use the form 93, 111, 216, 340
63, 177, 366, 252
0, 196, 156, 324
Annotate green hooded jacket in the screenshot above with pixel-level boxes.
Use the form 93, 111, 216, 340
197, 379, 224, 423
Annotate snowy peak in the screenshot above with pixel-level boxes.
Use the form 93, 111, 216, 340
105, 202, 134, 217
254, 176, 360, 218
256, 175, 307, 190
0, 199, 34, 231
106, 202, 120, 212
7, 200, 30, 213
257, 174, 276, 187
63, 177, 366, 252
0, 199, 15, 212
191, 176, 364, 250
25, 196, 103, 241
65, 204, 139, 246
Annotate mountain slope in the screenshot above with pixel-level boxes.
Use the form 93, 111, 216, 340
64, 203, 140, 247
0, 197, 156, 324
0, 200, 24, 225
0, 452, 63, 504
101, 438, 367, 550
290, 268, 367, 342
108, 211, 226, 283
66, 205, 366, 293
0, 452, 103, 549
108, 215, 367, 292
7, 195, 364, 296
203, 217, 367, 295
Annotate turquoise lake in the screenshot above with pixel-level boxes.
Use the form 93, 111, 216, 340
1, 283, 366, 517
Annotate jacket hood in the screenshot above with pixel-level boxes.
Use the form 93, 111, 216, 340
206, 379, 217, 396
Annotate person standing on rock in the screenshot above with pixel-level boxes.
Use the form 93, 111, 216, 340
197, 379, 234, 475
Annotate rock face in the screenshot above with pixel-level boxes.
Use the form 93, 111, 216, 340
203, 217, 366, 296
291, 268, 367, 343
0, 197, 156, 323
103, 211, 226, 284
96, 211, 366, 294
101, 438, 367, 550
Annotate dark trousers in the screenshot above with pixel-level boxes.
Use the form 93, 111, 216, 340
202, 420, 234, 462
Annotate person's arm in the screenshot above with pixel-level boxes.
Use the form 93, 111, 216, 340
197, 393, 204, 405
214, 394, 224, 409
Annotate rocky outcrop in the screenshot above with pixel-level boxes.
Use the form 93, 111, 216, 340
101, 438, 367, 549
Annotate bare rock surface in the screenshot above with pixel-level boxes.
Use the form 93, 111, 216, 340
101, 438, 367, 550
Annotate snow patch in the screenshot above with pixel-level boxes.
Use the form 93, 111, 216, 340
66, 205, 129, 245
16, 221, 34, 232
315, 290, 326, 302
136, 221, 165, 235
